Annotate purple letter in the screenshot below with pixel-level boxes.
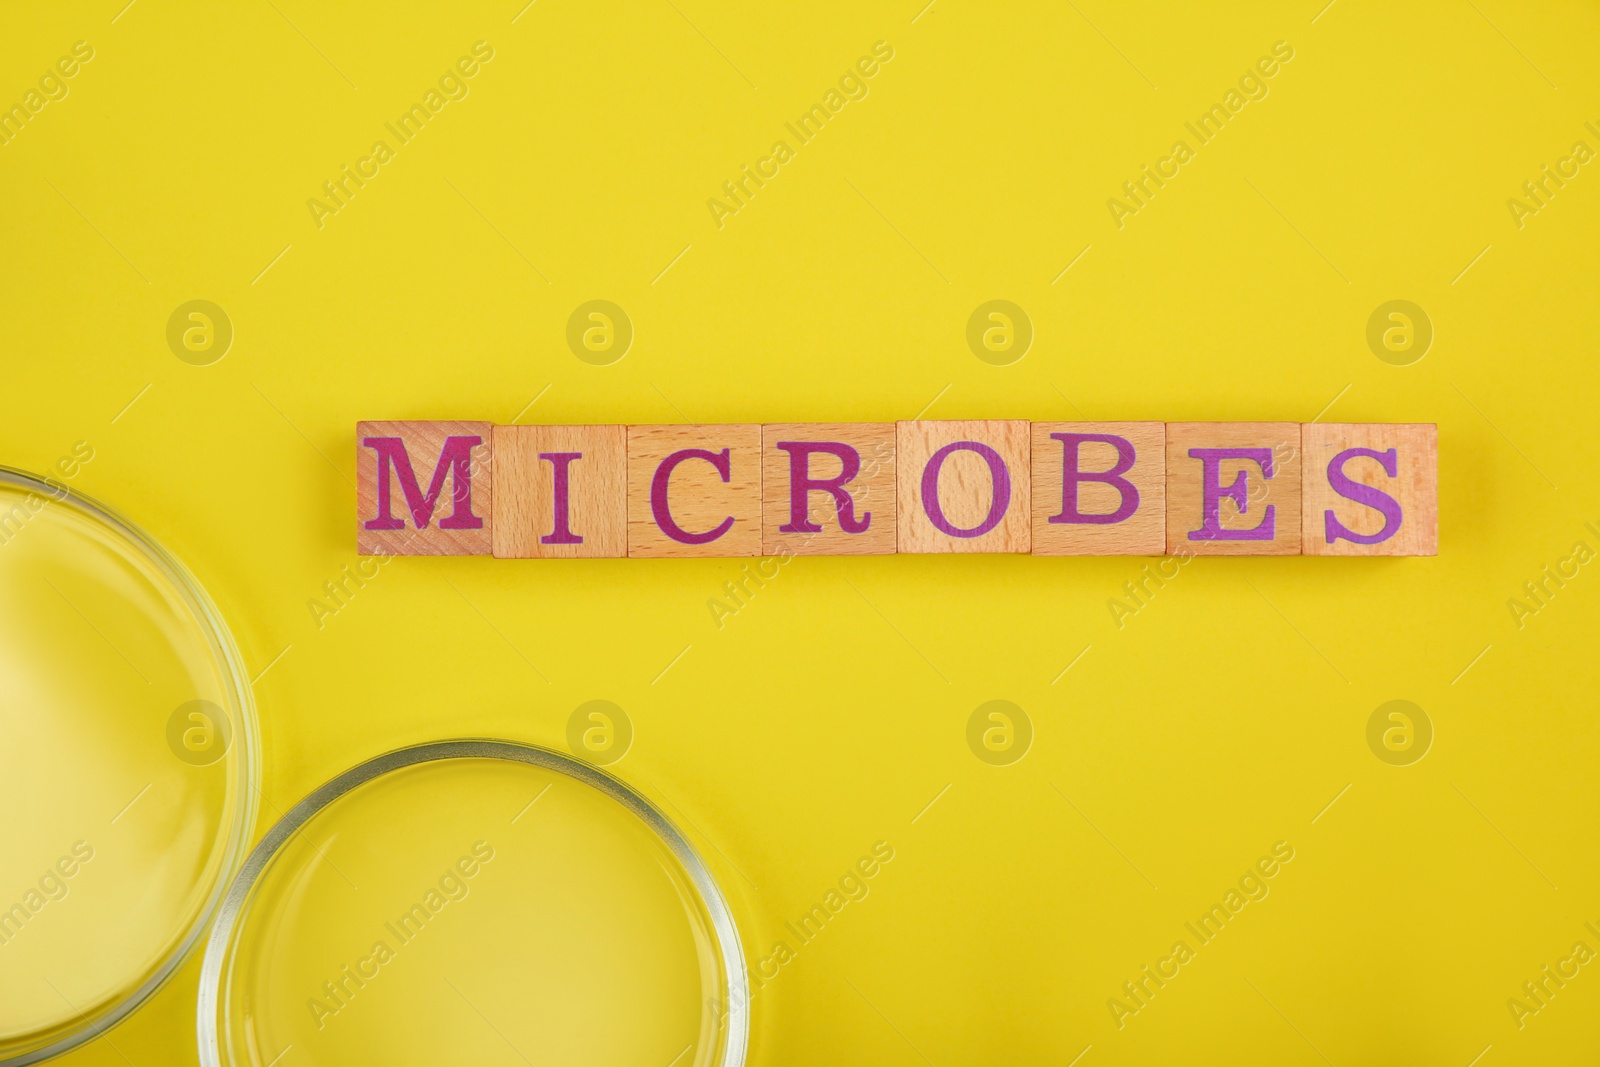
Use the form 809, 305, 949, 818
651, 448, 735, 545
1187, 447, 1274, 541
1324, 447, 1403, 545
362, 435, 483, 530
1049, 432, 1139, 525
775, 441, 871, 534
539, 451, 583, 545
921, 441, 1011, 538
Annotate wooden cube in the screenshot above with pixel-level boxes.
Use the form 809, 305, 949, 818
628, 425, 762, 557
1301, 423, 1437, 556
357, 420, 492, 555
1032, 422, 1165, 555
1166, 423, 1301, 555
492, 425, 627, 558
896, 420, 1031, 553
762, 423, 896, 556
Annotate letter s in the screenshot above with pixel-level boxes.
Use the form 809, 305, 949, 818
1323, 447, 1403, 546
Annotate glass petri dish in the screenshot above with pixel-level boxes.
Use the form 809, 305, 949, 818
198, 740, 749, 1067
0, 467, 258, 1065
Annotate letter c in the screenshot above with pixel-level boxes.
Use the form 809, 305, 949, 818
651, 448, 735, 544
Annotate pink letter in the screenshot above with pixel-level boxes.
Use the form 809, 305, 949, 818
921, 441, 1011, 538
775, 441, 870, 534
1049, 432, 1139, 525
362, 435, 483, 530
539, 451, 583, 545
1187, 447, 1274, 541
651, 448, 735, 545
1324, 447, 1402, 545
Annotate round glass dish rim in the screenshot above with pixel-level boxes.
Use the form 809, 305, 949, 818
0, 466, 261, 1067
195, 738, 751, 1067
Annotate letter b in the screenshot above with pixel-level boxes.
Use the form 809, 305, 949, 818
1049, 432, 1139, 524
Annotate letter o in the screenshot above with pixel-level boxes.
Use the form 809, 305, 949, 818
920, 441, 1011, 538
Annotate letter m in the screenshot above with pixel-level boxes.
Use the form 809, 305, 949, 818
0, 503, 28, 543
1197, 905, 1229, 938
362, 435, 483, 530
796, 905, 829, 939
796, 104, 829, 137
1197, 105, 1228, 137
0, 105, 28, 142
0, 903, 29, 939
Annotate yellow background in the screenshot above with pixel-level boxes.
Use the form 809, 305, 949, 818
4, 0, 1599, 1063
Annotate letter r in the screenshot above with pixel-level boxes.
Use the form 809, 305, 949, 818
776, 441, 870, 534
